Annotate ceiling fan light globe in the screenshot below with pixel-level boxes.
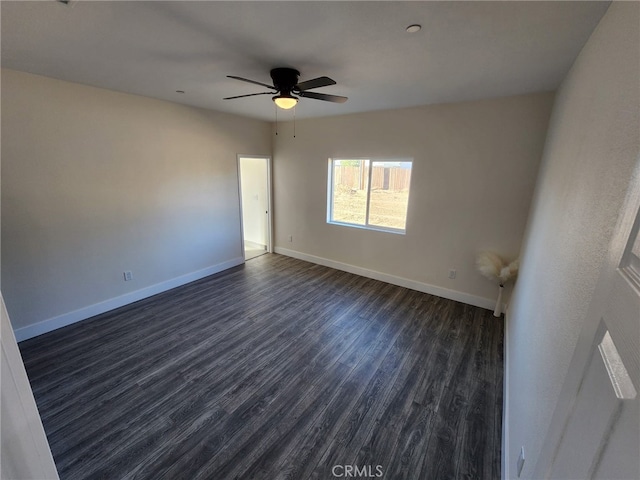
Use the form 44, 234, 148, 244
273, 95, 298, 110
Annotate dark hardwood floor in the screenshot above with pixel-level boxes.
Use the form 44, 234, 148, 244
19, 253, 504, 480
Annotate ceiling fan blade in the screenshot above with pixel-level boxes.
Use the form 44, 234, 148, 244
295, 76, 336, 91
299, 91, 348, 103
227, 75, 276, 90
223, 92, 273, 100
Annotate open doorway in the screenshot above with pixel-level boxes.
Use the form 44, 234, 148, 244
238, 155, 271, 261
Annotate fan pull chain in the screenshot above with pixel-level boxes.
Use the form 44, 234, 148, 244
293, 106, 296, 138
275, 104, 278, 136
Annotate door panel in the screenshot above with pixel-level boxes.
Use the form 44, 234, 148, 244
593, 398, 639, 479
548, 207, 640, 479
1, 294, 59, 478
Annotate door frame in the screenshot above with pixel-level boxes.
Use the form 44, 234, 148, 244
236, 154, 273, 259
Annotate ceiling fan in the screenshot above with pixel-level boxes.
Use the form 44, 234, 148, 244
224, 68, 348, 110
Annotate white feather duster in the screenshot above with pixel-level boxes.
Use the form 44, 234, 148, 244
502, 259, 519, 283
476, 252, 519, 317
476, 252, 519, 285
476, 252, 504, 283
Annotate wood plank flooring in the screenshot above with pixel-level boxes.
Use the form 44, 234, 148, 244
19, 253, 504, 480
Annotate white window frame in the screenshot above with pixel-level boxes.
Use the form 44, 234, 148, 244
326, 157, 412, 234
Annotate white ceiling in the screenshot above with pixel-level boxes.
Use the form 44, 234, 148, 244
1, 1, 610, 121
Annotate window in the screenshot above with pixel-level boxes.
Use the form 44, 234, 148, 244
327, 158, 413, 233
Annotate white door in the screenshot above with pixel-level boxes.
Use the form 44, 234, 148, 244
238, 156, 271, 261
538, 175, 640, 479
1, 293, 59, 479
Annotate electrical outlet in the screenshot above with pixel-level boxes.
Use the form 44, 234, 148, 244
517, 446, 525, 477
448, 269, 457, 279
123, 271, 133, 281
288, 235, 293, 243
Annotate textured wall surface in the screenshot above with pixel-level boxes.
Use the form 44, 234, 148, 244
504, 3, 640, 478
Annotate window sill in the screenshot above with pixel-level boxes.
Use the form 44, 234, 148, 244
327, 220, 406, 235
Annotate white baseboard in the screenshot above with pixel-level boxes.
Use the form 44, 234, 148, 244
14, 257, 244, 342
274, 247, 497, 311
244, 240, 267, 251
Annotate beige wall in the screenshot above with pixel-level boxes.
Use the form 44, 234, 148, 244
504, 2, 640, 478
1, 69, 271, 338
273, 93, 554, 308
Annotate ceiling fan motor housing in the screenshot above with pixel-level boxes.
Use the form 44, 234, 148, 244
270, 68, 300, 93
